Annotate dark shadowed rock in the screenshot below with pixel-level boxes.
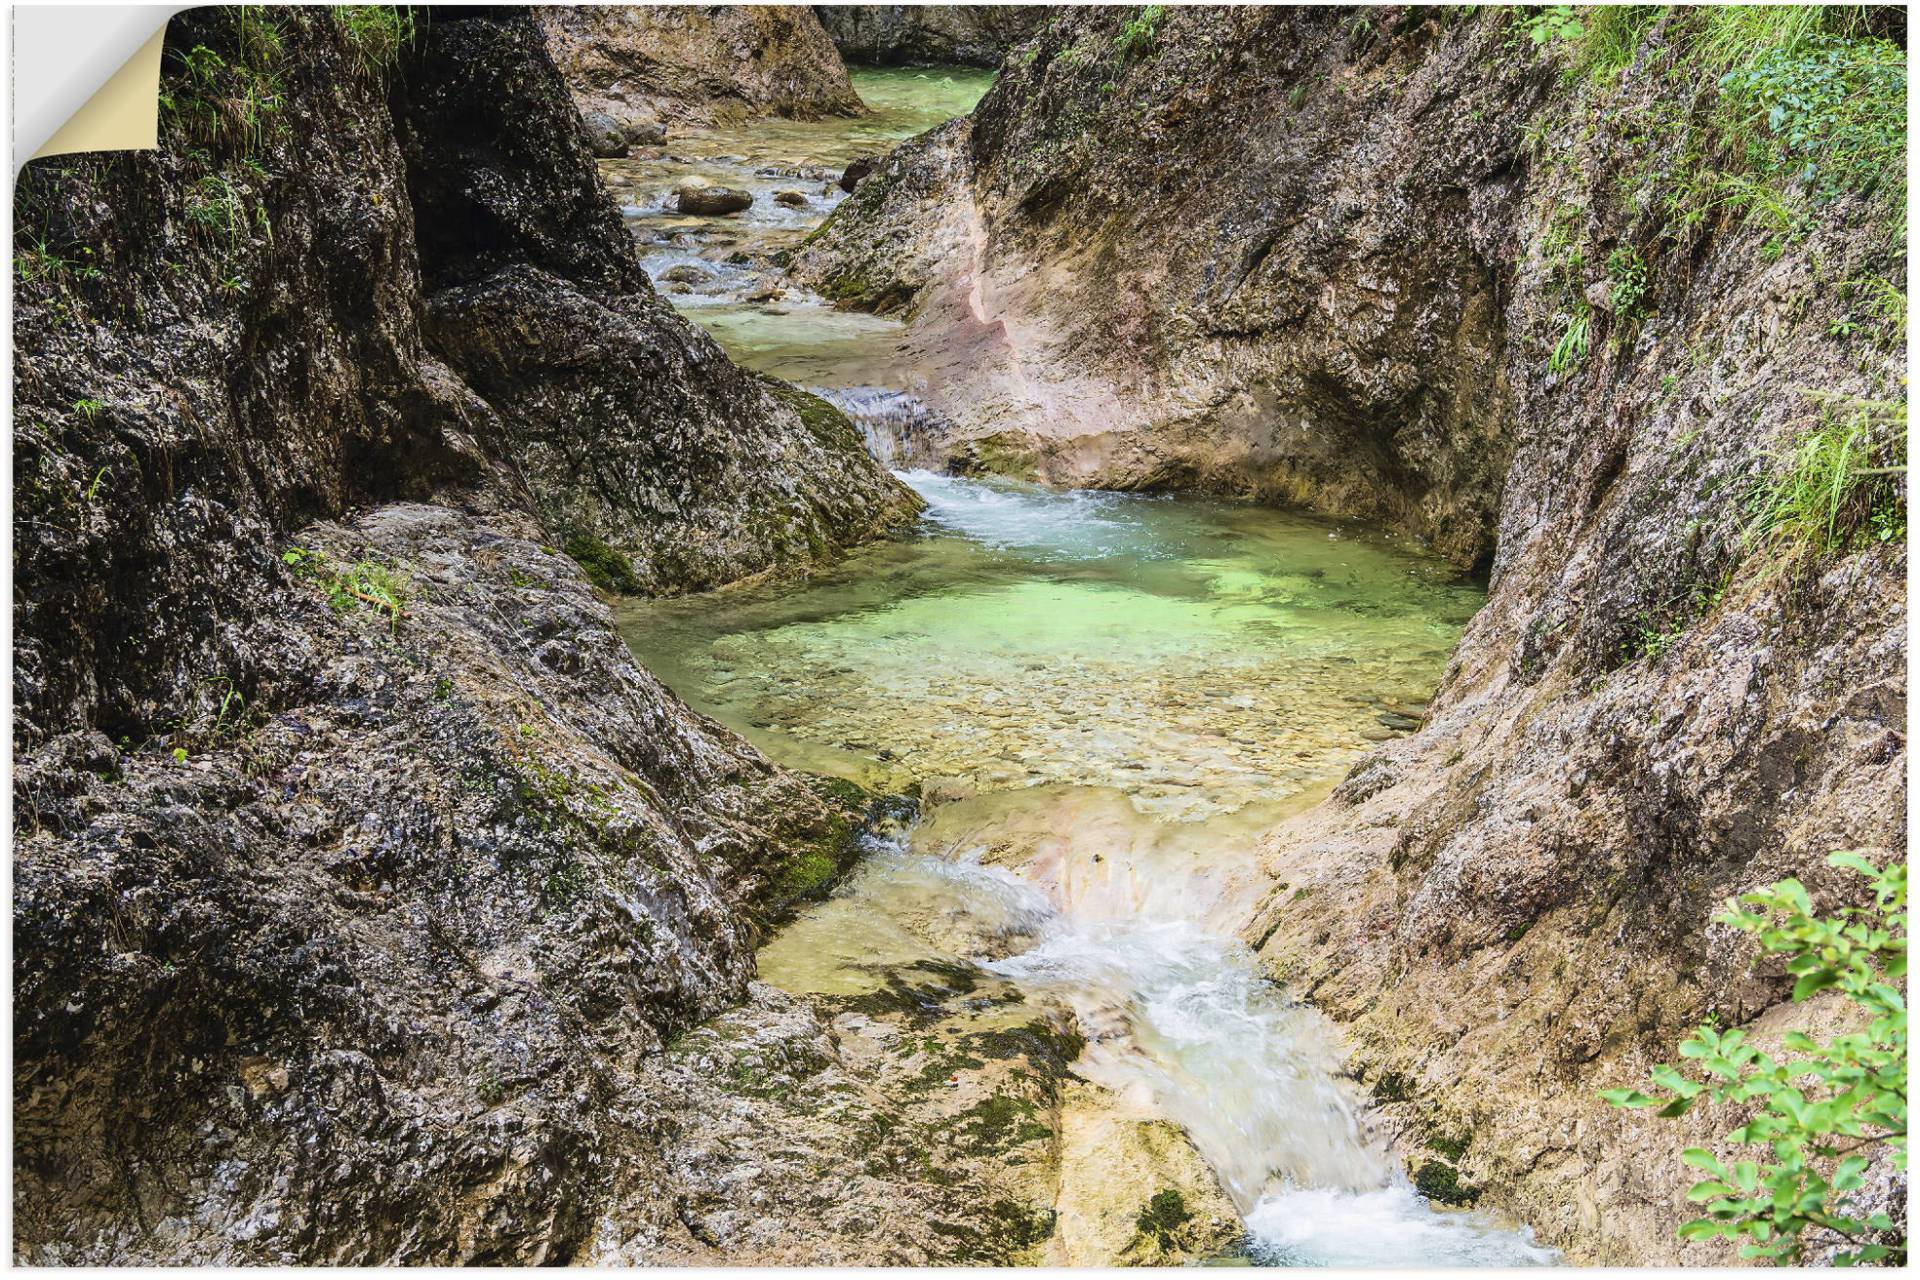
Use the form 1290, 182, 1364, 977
837, 154, 877, 191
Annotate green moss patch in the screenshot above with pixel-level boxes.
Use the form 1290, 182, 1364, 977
1413, 1159, 1481, 1206
563, 532, 642, 594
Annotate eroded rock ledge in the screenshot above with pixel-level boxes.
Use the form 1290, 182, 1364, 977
814, 5, 1051, 69
536, 4, 864, 138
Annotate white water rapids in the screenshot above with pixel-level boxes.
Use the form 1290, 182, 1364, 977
837, 824, 1559, 1267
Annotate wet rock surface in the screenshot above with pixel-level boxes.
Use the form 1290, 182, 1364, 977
815, 4, 1052, 68
675, 182, 755, 215
536, 4, 864, 131
12, 6, 911, 1264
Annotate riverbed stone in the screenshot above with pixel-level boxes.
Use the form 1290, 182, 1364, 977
675, 183, 755, 215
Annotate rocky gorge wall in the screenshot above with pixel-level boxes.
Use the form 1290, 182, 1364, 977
793, 5, 1907, 1262
814, 5, 1050, 68
11, 6, 919, 1262
535, 3, 862, 143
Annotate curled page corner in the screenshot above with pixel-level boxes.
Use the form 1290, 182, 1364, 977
13, 4, 187, 174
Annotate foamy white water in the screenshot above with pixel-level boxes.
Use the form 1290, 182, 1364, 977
897, 469, 1171, 561
836, 827, 1558, 1267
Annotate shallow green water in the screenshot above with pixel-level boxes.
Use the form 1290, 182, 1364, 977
621, 473, 1479, 821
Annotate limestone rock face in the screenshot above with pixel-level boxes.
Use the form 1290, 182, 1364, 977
535, 4, 864, 133
11, 7, 910, 1263
793, 7, 1530, 570
814, 5, 1051, 68
793, 5, 1907, 1263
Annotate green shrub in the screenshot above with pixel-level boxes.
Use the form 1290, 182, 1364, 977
1602, 852, 1906, 1264
1518, 5, 1586, 48
283, 546, 409, 632
1717, 32, 1906, 206
1114, 5, 1164, 62
1606, 246, 1649, 318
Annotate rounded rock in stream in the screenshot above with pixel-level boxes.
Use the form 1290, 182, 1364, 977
774, 189, 809, 207
659, 263, 714, 285
675, 183, 754, 215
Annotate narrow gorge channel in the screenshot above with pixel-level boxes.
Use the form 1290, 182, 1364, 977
613, 68, 1551, 1266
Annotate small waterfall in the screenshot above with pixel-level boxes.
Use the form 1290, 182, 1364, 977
810, 384, 945, 468
819, 824, 1561, 1268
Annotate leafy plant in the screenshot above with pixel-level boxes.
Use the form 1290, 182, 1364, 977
1607, 246, 1650, 318
1717, 32, 1906, 206
283, 546, 410, 633
1602, 852, 1906, 1264
1519, 5, 1586, 48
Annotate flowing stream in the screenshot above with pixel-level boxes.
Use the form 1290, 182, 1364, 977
612, 68, 1556, 1267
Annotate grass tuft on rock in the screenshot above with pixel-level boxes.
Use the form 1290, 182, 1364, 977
1744, 392, 1906, 563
